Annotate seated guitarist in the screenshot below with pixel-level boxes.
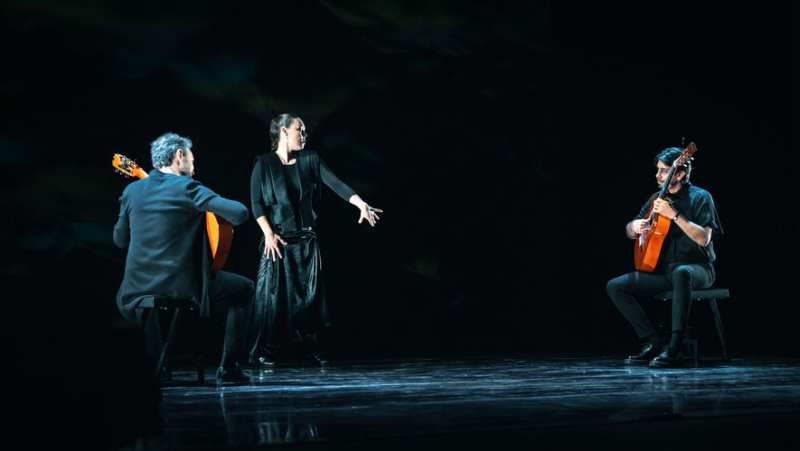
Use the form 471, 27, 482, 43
114, 132, 254, 382
606, 147, 723, 368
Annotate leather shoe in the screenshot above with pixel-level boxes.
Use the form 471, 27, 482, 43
216, 363, 250, 383
649, 347, 684, 368
623, 340, 662, 365
255, 355, 276, 368
303, 351, 328, 368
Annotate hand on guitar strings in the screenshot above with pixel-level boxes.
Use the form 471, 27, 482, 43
631, 219, 650, 235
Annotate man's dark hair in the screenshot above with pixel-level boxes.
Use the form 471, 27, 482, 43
151, 132, 193, 168
654, 147, 691, 183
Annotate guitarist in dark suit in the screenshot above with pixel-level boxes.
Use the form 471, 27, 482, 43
606, 147, 723, 368
114, 132, 254, 382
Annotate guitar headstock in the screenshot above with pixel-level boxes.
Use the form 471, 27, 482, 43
112, 153, 147, 179
674, 142, 697, 168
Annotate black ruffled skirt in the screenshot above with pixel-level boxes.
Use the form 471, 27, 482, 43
247, 230, 331, 362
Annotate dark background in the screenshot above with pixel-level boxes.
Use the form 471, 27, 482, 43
5, 1, 797, 370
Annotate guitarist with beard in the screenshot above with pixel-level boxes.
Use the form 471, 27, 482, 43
606, 146, 723, 368
114, 132, 254, 382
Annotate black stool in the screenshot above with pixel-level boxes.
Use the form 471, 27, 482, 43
137, 296, 205, 384
653, 288, 731, 366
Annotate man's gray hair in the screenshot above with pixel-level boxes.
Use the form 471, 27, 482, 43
150, 132, 193, 168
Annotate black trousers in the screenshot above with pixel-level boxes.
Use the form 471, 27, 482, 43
606, 263, 715, 341
137, 270, 254, 368
207, 270, 255, 366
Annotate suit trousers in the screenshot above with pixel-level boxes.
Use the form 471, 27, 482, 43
606, 262, 714, 341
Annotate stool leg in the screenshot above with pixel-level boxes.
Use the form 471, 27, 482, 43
157, 308, 183, 378
682, 300, 697, 366
197, 355, 205, 385
683, 339, 698, 367
681, 330, 698, 367
708, 298, 731, 361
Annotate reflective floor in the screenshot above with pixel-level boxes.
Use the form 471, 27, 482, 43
110, 354, 800, 450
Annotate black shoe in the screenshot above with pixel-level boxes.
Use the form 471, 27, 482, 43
649, 347, 684, 368
216, 363, 250, 383
243, 356, 274, 370
303, 351, 328, 368
157, 365, 171, 381
623, 340, 662, 365
255, 355, 276, 368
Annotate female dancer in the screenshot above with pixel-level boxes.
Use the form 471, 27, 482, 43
248, 113, 382, 367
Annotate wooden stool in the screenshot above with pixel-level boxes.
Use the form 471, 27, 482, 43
653, 288, 731, 365
137, 296, 205, 384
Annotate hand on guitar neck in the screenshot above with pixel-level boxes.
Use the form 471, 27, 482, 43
628, 198, 679, 236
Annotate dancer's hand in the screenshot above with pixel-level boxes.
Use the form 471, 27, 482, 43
264, 232, 287, 261
358, 205, 383, 227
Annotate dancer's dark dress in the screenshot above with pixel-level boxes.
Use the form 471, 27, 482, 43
248, 150, 357, 363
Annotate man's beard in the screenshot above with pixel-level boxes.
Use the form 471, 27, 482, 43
179, 157, 193, 177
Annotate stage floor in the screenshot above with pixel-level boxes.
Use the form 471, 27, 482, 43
113, 353, 800, 450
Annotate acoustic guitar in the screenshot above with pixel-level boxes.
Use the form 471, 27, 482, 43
633, 142, 696, 272
112, 153, 234, 273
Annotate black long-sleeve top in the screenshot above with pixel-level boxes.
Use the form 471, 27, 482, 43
250, 151, 356, 231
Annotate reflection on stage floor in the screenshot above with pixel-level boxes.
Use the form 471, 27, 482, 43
108, 354, 800, 450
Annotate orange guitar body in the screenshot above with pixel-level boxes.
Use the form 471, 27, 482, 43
632, 142, 697, 273
112, 153, 234, 273
204, 210, 233, 273
633, 195, 671, 272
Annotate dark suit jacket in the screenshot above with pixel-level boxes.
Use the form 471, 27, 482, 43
114, 169, 248, 319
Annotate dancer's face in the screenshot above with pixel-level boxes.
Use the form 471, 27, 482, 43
283, 119, 307, 151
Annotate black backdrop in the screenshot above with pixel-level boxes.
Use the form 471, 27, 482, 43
5, 1, 797, 366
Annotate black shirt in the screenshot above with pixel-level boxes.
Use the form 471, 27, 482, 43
635, 182, 723, 267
